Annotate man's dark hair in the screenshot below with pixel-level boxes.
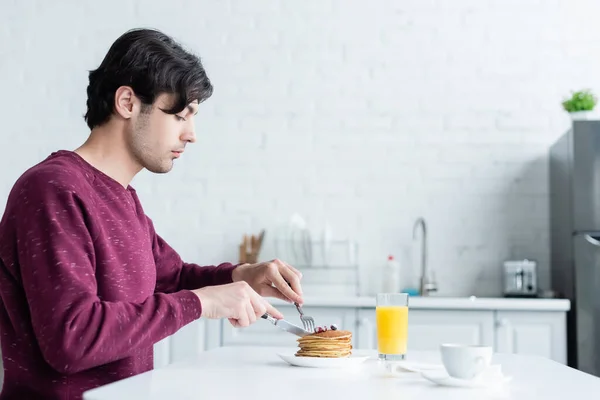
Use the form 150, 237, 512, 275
84, 28, 213, 130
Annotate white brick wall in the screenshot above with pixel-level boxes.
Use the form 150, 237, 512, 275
2, 0, 600, 297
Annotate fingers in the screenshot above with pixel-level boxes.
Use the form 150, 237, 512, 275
249, 289, 282, 321
236, 305, 250, 328
249, 291, 268, 318
264, 301, 284, 319
246, 301, 257, 325
282, 261, 302, 279
227, 274, 290, 327
235, 283, 274, 328
279, 268, 303, 296
269, 268, 303, 304
261, 285, 295, 304
274, 260, 304, 303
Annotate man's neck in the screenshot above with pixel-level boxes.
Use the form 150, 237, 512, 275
74, 122, 142, 189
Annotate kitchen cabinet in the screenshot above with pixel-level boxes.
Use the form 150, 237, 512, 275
357, 308, 566, 363
153, 319, 207, 367
494, 311, 567, 364
153, 338, 171, 369
357, 309, 495, 351
170, 319, 208, 363
162, 301, 569, 367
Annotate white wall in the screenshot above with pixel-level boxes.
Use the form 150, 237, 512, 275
1, 0, 600, 297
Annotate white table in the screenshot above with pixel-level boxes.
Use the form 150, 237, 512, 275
83, 346, 600, 399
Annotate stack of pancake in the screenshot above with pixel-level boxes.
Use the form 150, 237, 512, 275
295, 329, 353, 358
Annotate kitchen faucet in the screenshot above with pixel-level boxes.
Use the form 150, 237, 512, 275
413, 217, 437, 296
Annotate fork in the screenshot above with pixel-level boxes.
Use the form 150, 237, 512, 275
294, 302, 315, 332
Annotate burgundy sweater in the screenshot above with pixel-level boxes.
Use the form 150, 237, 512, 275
0, 150, 236, 399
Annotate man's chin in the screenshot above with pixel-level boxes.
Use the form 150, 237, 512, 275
145, 161, 173, 174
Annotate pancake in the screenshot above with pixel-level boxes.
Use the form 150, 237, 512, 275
295, 327, 353, 358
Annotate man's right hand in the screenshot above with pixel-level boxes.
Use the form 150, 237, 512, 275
192, 281, 284, 328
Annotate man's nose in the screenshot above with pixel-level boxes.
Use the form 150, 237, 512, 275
181, 126, 196, 143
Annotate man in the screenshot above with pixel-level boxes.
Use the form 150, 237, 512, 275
0, 28, 304, 400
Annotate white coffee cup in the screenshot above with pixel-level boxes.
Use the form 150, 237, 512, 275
440, 343, 493, 380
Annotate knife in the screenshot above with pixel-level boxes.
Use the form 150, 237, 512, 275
261, 313, 312, 337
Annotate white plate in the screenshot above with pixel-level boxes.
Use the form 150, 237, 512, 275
277, 352, 370, 368
421, 369, 512, 388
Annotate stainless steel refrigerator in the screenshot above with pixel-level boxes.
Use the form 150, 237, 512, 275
550, 120, 600, 375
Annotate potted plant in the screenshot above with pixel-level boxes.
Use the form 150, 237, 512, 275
562, 89, 598, 120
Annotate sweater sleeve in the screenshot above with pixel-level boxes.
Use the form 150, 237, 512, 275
15, 177, 201, 375
147, 216, 238, 293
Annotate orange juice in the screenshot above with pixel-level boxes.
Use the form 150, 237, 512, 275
376, 305, 408, 354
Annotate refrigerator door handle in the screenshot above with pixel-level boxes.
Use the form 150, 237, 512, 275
584, 234, 600, 247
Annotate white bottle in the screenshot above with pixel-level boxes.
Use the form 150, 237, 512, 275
381, 255, 400, 293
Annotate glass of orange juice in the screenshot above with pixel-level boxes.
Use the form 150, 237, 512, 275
376, 293, 409, 361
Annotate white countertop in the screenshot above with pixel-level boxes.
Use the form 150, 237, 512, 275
272, 296, 571, 311
83, 346, 598, 399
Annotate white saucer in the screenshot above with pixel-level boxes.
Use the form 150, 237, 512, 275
389, 361, 446, 373
421, 368, 512, 388
277, 352, 370, 368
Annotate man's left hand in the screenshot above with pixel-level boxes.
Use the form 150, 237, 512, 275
231, 259, 304, 305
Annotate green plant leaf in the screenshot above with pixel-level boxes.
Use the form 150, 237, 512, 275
562, 89, 598, 112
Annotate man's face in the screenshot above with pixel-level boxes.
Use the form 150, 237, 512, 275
126, 93, 198, 173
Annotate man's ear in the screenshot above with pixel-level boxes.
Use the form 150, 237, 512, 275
114, 86, 137, 119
